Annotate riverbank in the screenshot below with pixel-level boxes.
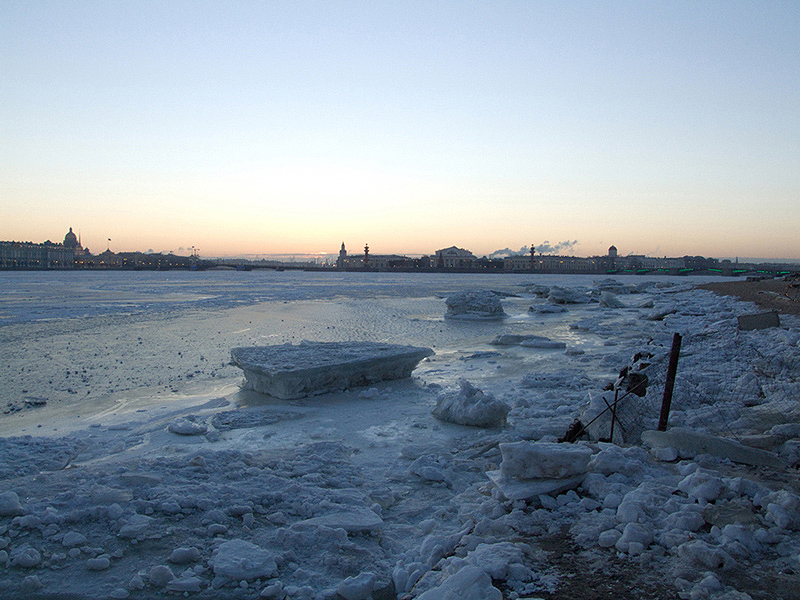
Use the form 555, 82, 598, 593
698, 278, 800, 316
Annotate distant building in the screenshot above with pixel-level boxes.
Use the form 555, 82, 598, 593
604, 246, 689, 272
95, 249, 121, 268
63, 227, 89, 260
434, 246, 476, 269
0, 227, 85, 268
505, 253, 603, 273
607, 245, 617, 271
96, 251, 192, 269
336, 243, 364, 269
504, 254, 533, 271
538, 255, 597, 272
365, 254, 417, 270
335, 242, 419, 270
637, 256, 686, 270
684, 255, 720, 271
0, 240, 74, 269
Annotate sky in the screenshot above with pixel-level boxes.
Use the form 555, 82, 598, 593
2, 1, 798, 260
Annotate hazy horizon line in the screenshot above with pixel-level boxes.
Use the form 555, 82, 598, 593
203, 252, 800, 266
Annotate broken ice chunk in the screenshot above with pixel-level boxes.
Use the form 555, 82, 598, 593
499, 441, 592, 480
416, 565, 502, 600
547, 286, 592, 304
444, 290, 506, 319
487, 441, 592, 501
209, 539, 277, 581
432, 380, 510, 428
599, 291, 626, 308
231, 341, 433, 400
167, 418, 207, 436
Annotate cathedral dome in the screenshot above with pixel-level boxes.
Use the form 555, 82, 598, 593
64, 227, 78, 248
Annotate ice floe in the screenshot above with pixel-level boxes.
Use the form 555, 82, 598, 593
231, 341, 433, 399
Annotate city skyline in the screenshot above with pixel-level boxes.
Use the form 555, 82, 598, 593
2, 2, 798, 260
7, 226, 798, 273
5, 226, 799, 267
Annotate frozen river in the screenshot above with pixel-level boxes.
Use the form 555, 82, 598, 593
0, 269, 706, 432
2, 269, 798, 600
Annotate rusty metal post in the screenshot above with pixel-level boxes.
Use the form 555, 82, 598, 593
658, 332, 682, 431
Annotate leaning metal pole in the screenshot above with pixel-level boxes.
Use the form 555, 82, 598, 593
658, 332, 683, 431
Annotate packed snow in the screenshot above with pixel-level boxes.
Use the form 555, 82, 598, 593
1, 270, 799, 600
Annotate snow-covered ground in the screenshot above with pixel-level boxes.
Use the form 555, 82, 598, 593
1, 270, 798, 600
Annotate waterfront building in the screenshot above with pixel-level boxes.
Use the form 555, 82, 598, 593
94, 251, 192, 269
536, 255, 597, 272
434, 246, 477, 269
504, 253, 602, 273
364, 254, 416, 270
0, 241, 74, 269
503, 254, 533, 271
63, 227, 89, 260
95, 249, 122, 268
637, 256, 686, 271
607, 245, 617, 271
336, 250, 417, 270
335, 242, 419, 270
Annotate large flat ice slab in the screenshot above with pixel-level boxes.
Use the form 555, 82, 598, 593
486, 470, 586, 501
641, 428, 786, 469
295, 508, 384, 533
231, 341, 434, 400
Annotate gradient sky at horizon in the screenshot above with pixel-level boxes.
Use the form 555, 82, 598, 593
2, 1, 798, 259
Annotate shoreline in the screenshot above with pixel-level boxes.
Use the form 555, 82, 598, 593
698, 278, 800, 316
